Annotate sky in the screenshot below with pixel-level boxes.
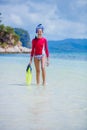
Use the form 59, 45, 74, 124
0, 0, 87, 40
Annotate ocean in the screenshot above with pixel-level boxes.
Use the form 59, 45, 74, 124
0, 42, 87, 130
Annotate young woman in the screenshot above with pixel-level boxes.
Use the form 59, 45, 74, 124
29, 24, 49, 86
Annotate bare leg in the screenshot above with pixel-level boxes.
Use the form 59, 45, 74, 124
41, 56, 46, 86
34, 57, 40, 85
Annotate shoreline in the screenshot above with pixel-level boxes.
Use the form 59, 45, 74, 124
0, 46, 31, 54
0, 51, 31, 54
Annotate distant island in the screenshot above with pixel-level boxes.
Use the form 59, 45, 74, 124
0, 24, 31, 53
48, 39, 87, 53
0, 24, 87, 54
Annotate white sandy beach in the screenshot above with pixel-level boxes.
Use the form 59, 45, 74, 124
0, 54, 87, 130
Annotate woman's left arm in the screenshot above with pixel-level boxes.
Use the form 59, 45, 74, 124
45, 39, 49, 66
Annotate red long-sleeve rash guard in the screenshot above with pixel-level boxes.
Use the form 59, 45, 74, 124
31, 37, 49, 57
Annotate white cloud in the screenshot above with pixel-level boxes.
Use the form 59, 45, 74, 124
10, 14, 23, 25
44, 18, 87, 40
0, 0, 87, 40
77, 0, 87, 7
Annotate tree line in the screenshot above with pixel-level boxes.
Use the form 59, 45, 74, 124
0, 24, 30, 48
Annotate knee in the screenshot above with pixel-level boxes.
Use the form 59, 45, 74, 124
41, 66, 45, 71
36, 69, 40, 74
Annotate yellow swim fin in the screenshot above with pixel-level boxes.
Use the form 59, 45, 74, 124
26, 64, 32, 85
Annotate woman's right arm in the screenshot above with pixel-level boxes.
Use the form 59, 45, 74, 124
29, 40, 34, 65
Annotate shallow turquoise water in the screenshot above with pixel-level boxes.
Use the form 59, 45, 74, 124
0, 54, 87, 130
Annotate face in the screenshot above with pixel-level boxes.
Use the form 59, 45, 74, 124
37, 29, 43, 37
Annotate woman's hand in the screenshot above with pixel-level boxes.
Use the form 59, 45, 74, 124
29, 57, 32, 65
46, 58, 49, 66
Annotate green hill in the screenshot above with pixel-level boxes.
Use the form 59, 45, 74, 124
0, 24, 20, 48
14, 28, 31, 48
0, 24, 31, 48
48, 39, 87, 53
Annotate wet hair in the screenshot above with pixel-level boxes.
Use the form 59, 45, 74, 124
34, 35, 37, 39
